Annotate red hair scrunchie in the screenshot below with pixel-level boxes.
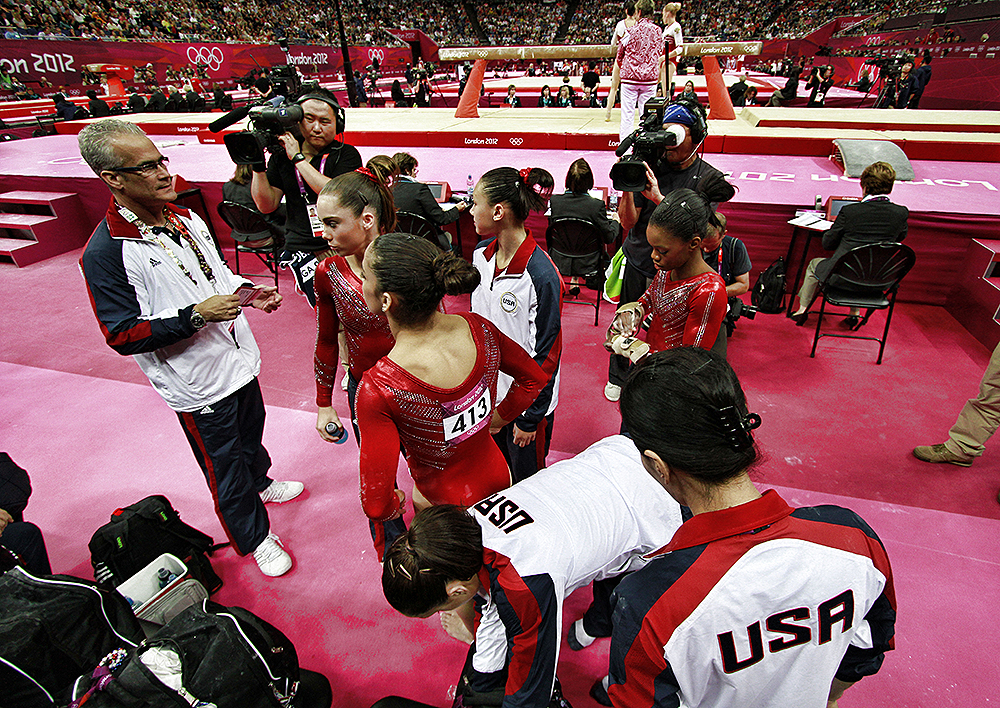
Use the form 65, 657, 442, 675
518, 167, 532, 181
355, 166, 378, 183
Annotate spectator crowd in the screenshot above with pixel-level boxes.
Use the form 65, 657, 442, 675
1, 0, 977, 47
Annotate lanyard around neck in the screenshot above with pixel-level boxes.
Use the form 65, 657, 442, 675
118, 205, 216, 285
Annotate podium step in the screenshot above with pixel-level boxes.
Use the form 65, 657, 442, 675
0, 190, 88, 267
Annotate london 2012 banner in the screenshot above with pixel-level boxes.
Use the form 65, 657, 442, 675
0, 39, 409, 86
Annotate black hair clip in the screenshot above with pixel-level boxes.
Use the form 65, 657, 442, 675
718, 406, 762, 451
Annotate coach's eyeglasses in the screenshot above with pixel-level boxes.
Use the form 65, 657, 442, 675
107, 155, 170, 176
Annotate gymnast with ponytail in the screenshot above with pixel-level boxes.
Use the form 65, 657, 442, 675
605, 187, 728, 365
313, 165, 404, 556
355, 233, 546, 551
470, 166, 563, 483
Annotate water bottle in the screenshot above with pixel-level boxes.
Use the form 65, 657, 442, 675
814, 194, 823, 211
466, 174, 474, 198
325, 422, 349, 444
157, 567, 171, 589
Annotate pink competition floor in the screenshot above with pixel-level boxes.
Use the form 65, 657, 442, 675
3, 134, 999, 216
2, 134, 999, 706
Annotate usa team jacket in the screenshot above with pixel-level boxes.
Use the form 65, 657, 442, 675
467, 435, 684, 708
608, 490, 896, 708
80, 200, 260, 412
471, 235, 562, 432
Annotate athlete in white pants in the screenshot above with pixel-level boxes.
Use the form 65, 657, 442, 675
619, 81, 657, 142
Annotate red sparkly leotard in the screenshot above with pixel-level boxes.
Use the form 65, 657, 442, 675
638, 270, 727, 352
356, 312, 546, 522
314, 256, 394, 407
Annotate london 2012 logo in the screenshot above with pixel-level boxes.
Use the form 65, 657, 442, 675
187, 46, 224, 72
509, 137, 523, 146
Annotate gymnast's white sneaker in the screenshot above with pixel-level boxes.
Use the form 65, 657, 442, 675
259, 480, 304, 504
604, 383, 621, 402
253, 532, 292, 577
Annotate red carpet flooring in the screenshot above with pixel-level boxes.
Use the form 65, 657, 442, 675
3, 244, 998, 706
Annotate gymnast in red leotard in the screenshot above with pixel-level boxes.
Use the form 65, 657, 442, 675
605, 188, 727, 357
313, 164, 396, 442
355, 232, 546, 528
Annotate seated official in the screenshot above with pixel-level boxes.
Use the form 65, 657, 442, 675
382, 435, 682, 708
87, 89, 111, 117
556, 84, 574, 107
391, 152, 467, 252
791, 161, 908, 330
222, 164, 286, 248
595, 347, 896, 708
549, 158, 618, 295
503, 85, 522, 107
701, 212, 751, 342
538, 85, 555, 107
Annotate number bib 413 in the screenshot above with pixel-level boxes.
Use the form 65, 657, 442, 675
442, 381, 492, 445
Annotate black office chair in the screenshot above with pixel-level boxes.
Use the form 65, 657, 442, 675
809, 242, 916, 364
216, 201, 285, 289
545, 217, 611, 326
396, 211, 452, 253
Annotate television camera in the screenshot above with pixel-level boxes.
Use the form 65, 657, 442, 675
610, 98, 686, 192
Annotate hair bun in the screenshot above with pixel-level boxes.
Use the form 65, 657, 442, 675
432, 250, 481, 296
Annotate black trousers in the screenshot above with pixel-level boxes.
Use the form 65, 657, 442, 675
492, 413, 555, 483
177, 378, 272, 556
607, 262, 652, 387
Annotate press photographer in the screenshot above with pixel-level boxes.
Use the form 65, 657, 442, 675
700, 212, 755, 356
604, 94, 735, 402
248, 86, 362, 305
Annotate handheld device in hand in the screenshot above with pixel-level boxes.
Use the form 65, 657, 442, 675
325, 422, 349, 444
234, 285, 259, 307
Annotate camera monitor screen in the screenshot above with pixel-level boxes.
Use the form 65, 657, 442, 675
425, 181, 452, 203
826, 196, 860, 220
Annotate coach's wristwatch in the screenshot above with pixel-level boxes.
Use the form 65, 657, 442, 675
291, 152, 307, 165
191, 309, 207, 331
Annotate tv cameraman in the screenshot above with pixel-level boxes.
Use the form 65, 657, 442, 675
605, 96, 735, 402
251, 87, 362, 306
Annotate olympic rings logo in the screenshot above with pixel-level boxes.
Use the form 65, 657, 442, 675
187, 46, 224, 71
368, 48, 385, 63
509, 137, 523, 146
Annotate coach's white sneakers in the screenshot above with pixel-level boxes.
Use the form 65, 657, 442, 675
253, 532, 292, 577
259, 480, 304, 504
604, 382, 621, 402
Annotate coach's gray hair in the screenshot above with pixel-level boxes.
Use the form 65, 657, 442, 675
78, 119, 147, 175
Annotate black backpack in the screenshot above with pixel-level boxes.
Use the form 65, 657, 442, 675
751, 257, 787, 314
0, 567, 143, 708
89, 495, 225, 594
74, 600, 300, 708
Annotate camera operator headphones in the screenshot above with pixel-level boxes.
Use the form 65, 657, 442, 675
666, 94, 708, 150
296, 93, 346, 135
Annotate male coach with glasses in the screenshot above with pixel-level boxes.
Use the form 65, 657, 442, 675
79, 119, 304, 578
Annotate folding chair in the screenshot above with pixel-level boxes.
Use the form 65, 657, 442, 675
809, 242, 916, 364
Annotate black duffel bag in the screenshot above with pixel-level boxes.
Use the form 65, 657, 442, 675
0, 566, 143, 708
89, 495, 225, 593
72, 600, 302, 708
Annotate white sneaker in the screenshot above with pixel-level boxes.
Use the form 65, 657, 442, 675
568, 619, 597, 650
259, 480, 304, 504
604, 382, 621, 402
340, 373, 349, 391
253, 532, 292, 577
